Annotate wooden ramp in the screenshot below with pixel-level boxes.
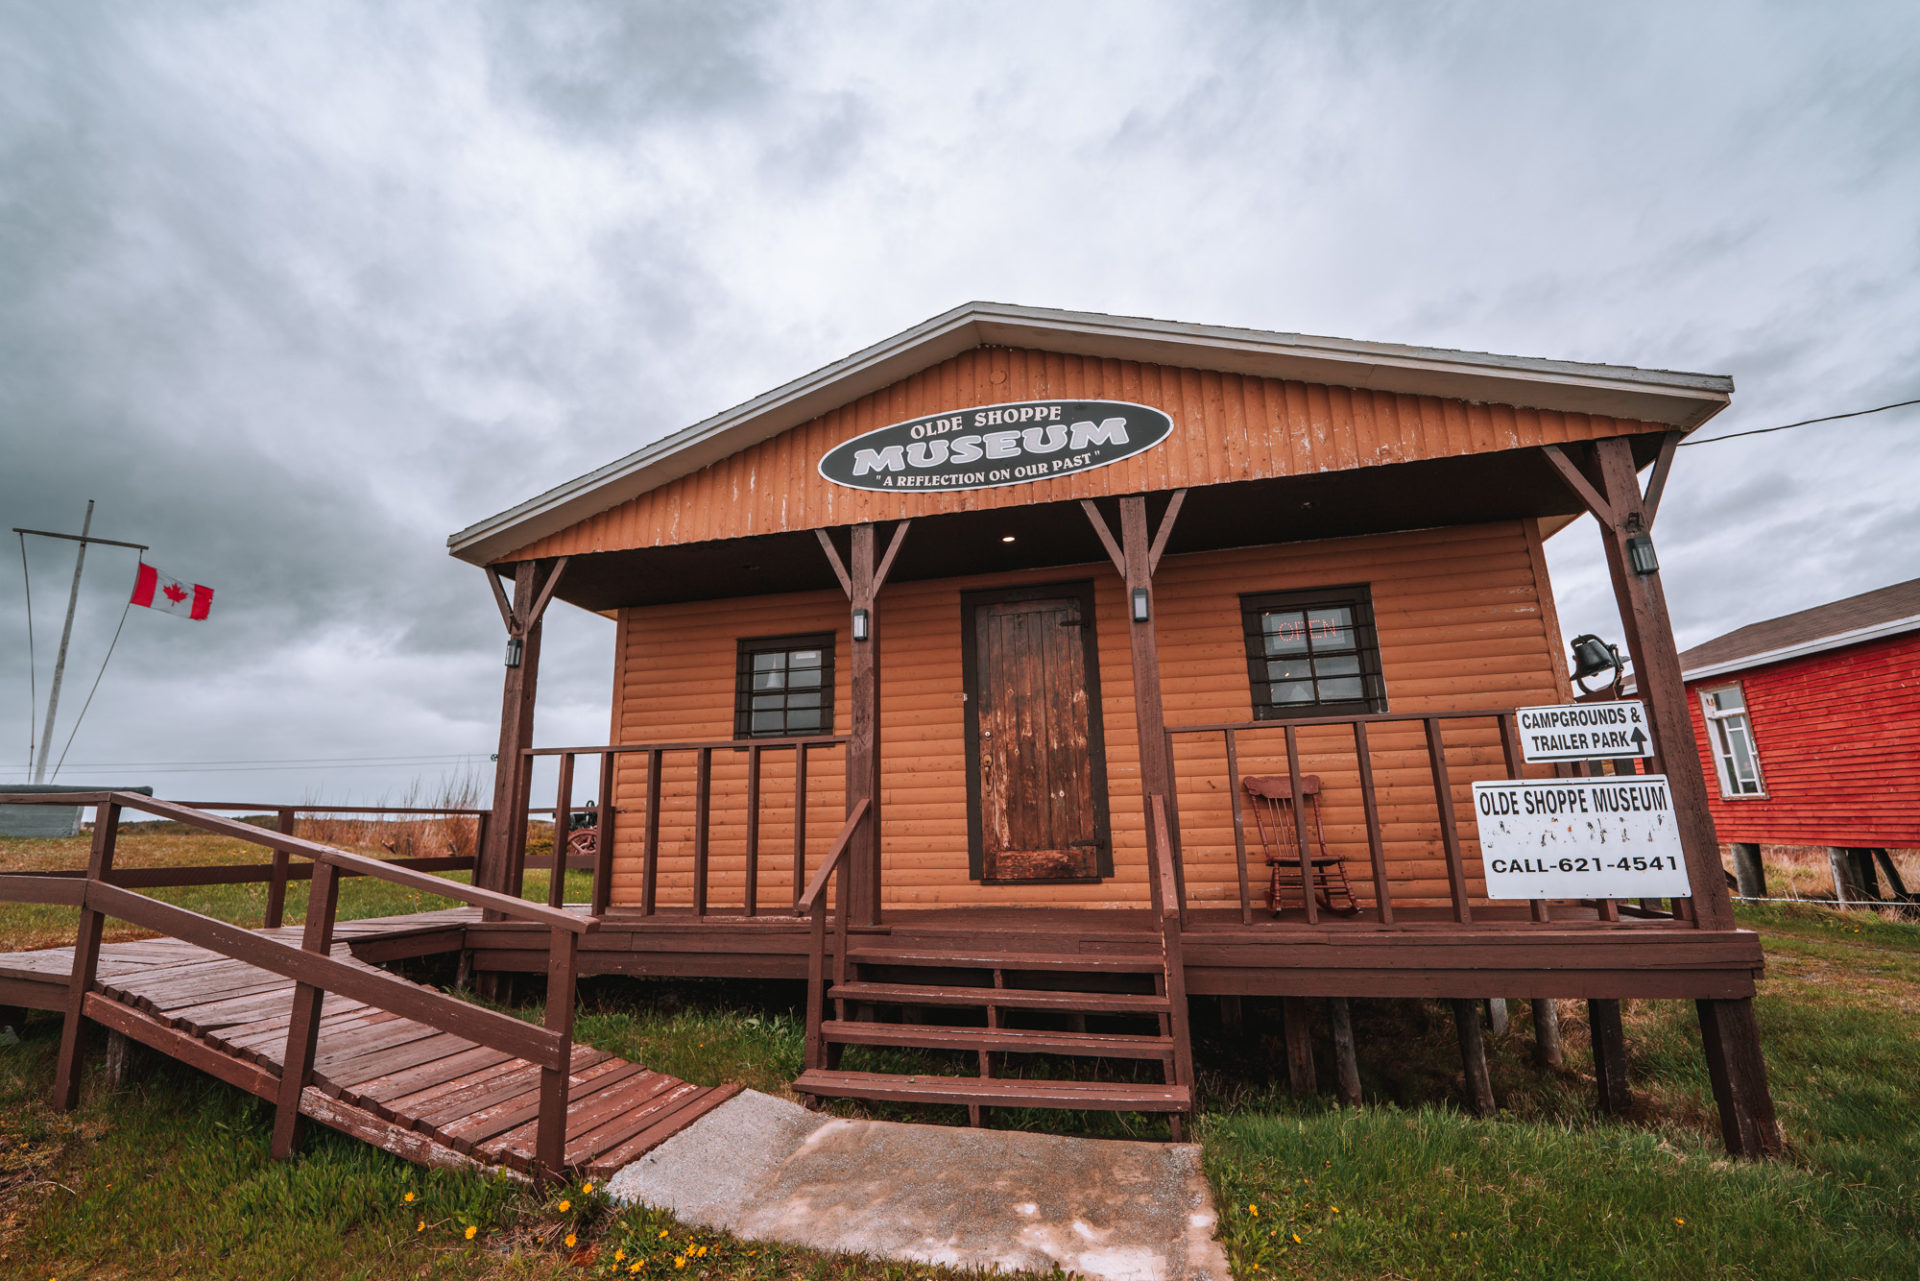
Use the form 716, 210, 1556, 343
0, 915, 737, 1179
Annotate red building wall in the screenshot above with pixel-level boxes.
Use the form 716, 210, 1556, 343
1687, 632, 1920, 846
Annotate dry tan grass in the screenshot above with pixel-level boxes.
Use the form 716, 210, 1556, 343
1735, 843, 1920, 907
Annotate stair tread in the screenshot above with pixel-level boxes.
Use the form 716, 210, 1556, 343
794, 1069, 1191, 1110
829, 981, 1168, 1012
848, 947, 1163, 972
820, 1020, 1175, 1058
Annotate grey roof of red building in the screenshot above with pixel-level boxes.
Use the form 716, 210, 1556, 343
1678, 576, 1920, 681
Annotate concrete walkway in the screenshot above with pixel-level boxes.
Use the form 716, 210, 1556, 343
606, 1091, 1229, 1281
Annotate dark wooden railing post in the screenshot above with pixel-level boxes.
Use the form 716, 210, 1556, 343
799, 800, 869, 1075
1224, 729, 1252, 925
590, 751, 615, 916
1499, 713, 1552, 924
548, 752, 574, 910
792, 743, 810, 913
642, 748, 662, 916
693, 746, 713, 917
744, 745, 762, 918
1282, 726, 1320, 926
271, 859, 340, 1160
1351, 721, 1393, 925
52, 798, 120, 1111
1425, 717, 1472, 924
536, 923, 578, 1179
265, 806, 296, 929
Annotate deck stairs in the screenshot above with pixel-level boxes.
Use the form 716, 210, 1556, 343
794, 931, 1194, 1134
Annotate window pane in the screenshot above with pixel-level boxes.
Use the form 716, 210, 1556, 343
752, 693, 783, 711
752, 670, 786, 691
1306, 606, 1355, 649
787, 667, 822, 689
1318, 676, 1363, 701
1266, 659, 1311, 683
751, 710, 784, 733
787, 690, 821, 708
753, 652, 784, 672
1315, 653, 1360, 678
790, 650, 822, 667
1262, 611, 1308, 655
1269, 680, 1314, 705
788, 709, 821, 731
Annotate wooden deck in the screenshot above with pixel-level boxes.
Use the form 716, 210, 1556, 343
0, 909, 737, 1178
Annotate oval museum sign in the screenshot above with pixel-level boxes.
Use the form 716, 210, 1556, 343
818, 399, 1174, 492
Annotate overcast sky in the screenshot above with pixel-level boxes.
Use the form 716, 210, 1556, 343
3, 1, 1917, 804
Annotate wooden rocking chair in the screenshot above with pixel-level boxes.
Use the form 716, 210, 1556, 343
1242, 774, 1361, 918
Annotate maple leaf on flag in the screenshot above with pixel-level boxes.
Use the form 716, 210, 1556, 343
163, 581, 188, 604
132, 564, 215, 620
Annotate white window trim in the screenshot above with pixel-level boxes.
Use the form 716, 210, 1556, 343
1700, 683, 1767, 799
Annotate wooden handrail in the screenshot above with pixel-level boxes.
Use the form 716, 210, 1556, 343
1150, 795, 1180, 924
1167, 707, 1519, 735
797, 799, 871, 916
92, 793, 591, 933
524, 733, 848, 758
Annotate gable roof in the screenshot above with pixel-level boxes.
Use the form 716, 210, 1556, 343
447, 301, 1733, 566
1679, 576, 1920, 682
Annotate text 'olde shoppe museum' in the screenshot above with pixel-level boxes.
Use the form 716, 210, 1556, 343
443, 303, 1779, 1155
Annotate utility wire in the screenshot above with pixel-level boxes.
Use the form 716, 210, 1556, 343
16, 533, 35, 777
48, 593, 134, 782
1680, 396, 1920, 446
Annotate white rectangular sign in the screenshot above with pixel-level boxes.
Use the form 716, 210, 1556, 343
1513, 701, 1651, 763
1471, 776, 1692, 900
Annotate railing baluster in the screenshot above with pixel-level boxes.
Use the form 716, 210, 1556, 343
1225, 729, 1251, 926
1282, 726, 1319, 926
511, 750, 537, 900
744, 744, 761, 918
548, 752, 574, 910
792, 743, 809, 914
52, 799, 119, 1111
1426, 717, 1472, 924
536, 923, 578, 1179
693, 746, 712, 917
271, 859, 339, 1160
1499, 713, 1551, 924
1352, 721, 1392, 925
642, 749, 662, 917
265, 807, 295, 929
591, 751, 615, 917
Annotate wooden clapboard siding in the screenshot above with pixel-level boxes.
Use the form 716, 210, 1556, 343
607, 518, 1567, 912
508, 346, 1664, 561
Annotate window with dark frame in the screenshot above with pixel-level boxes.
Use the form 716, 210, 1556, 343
1239, 586, 1386, 720
734, 633, 835, 738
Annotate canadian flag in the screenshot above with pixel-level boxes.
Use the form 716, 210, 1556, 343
131, 563, 214, 620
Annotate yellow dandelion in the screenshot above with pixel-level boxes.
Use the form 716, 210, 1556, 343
416, 1220, 426, 1233
660, 1229, 671, 1239
1248, 1205, 1259, 1217
631, 1264, 644, 1275
559, 1199, 572, 1213
1332, 1207, 1340, 1214
404, 1191, 415, 1203
697, 1245, 708, 1257
1674, 1217, 1686, 1226
583, 1182, 595, 1194
1292, 1233, 1301, 1244
566, 1233, 578, 1248
465, 1225, 478, 1240
675, 1257, 687, 1269
616, 1249, 627, 1261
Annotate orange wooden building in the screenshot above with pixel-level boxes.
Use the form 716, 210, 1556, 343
449, 303, 1778, 1153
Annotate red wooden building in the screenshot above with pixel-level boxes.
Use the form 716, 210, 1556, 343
1678, 576, 1920, 904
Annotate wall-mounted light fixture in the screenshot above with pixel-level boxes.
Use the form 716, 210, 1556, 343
852, 607, 870, 642
1131, 587, 1150, 623
505, 636, 524, 668
1001, 534, 1016, 543
1626, 535, 1659, 576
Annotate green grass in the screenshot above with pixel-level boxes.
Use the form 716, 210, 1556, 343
3, 832, 1918, 1278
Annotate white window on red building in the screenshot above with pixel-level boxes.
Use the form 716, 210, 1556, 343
1701, 684, 1766, 797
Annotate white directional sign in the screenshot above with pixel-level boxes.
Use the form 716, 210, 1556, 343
1514, 701, 1652, 763
1471, 776, 1692, 900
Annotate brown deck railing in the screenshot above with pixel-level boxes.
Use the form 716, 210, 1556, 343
1166, 708, 1683, 929
0, 791, 593, 1178
799, 799, 871, 1071
523, 735, 849, 918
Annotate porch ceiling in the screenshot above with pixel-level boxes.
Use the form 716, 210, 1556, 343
549, 438, 1643, 614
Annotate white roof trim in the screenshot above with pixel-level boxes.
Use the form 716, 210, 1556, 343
1681, 613, 1920, 684
448, 301, 1734, 566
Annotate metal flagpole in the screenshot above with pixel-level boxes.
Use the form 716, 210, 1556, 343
32, 500, 93, 783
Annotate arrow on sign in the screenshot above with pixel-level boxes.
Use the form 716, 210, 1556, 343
1631, 727, 1648, 756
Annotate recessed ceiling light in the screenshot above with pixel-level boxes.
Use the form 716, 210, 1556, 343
1001, 534, 1016, 543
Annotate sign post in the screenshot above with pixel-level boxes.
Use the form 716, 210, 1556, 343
1471, 776, 1692, 901
1513, 701, 1652, 764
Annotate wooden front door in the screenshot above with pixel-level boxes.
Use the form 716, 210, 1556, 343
963, 583, 1112, 882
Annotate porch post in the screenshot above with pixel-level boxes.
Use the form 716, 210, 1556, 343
1581, 437, 1735, 931
479, 557, 568, 904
